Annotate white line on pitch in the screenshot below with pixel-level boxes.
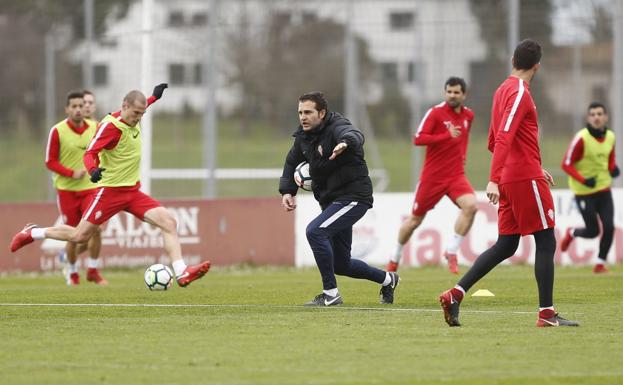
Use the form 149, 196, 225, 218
0, 303, 540, 315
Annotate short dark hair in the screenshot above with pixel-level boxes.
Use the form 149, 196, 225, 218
445, 77, 467, 93
512, 39, 542, 70
588, 101, 607, 114
123, 90, 147, 106
66, 90, 84, 106
298, 91, 328, 113
83, 89, 94, 97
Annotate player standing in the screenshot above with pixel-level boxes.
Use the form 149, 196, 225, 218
438, 39, 579, 327
47, 91, 105, 285
386, 77, 477, 274
11, 85, 211, 287
279, 92, 399, 306
560, 102, 619, 273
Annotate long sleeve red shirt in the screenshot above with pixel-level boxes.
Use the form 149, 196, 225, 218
488, 76, 543, 184
414, 101, 474, 181
84, 95, 156, 173
45, 119, 91, 177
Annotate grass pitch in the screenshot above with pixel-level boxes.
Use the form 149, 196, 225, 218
1, 265, 621, 385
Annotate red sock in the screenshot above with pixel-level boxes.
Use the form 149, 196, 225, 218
539, 309, 556, 319
450, 288, 464, 302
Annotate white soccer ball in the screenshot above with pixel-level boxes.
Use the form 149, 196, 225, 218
294, 161, 313, 191
144, 264, 173, 291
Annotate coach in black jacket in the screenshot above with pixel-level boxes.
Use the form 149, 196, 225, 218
279, 91, 399, 307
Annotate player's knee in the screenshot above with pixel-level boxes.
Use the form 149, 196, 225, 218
407, 215, 423, 229
91, 226, 102, 238
463, 202, 478, 217
160, 214, 178, 234
584, 227, 600, 238
71, 232, 91, 244
492, 235, 520, 257
306, 225, 321, 242
333, 262, 348, 276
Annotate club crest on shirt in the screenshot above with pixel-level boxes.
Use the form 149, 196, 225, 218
317, 145, 323, 156
443, 121, 461, 131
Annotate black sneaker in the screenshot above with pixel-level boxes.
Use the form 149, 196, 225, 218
304, 293, 343, 307
439, 289, 461, 327
379, 272, 400, 304
536, 313, 580, 327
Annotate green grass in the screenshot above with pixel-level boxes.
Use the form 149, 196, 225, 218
1, 265, 621, 385
0, 116, 577, 202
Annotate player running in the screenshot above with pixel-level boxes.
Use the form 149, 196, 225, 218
46, 90, 105, 285
386, 77, 477, 274
438, 39, 579, 327
560, 102, 619, 273
10, 84, 211, 287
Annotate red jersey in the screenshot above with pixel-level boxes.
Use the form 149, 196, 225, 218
488, 76, 543, 184
414, 101, 474, 181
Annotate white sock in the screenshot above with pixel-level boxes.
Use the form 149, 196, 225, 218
31, 228, 47, 239
539, 306, 555, 312
390, 243, 404, 263
446, 233, 464, 254
382, 272, 392, 286
454, 285, 466, 295
87, 257, 99, 269
68, 263, 78, 274
172, 260, 187, 276
323, 288, 339, 297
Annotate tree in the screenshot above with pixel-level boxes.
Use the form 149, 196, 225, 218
0, 0, 130, 137
225, 8, 375, 135
469, 0, 562, 131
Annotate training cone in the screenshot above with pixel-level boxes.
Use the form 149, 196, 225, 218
471, 289, 495, 297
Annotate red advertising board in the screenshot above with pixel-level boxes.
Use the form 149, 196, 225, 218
0, 198, 294, 272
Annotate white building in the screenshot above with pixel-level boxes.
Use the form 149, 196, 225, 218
77, 0, 486, 114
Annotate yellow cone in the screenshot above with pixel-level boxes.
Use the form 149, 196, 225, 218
471, 289, 495, 297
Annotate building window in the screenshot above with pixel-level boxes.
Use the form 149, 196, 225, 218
169, 63, 185, 85
168, 11, 184, 27
193, 63, 202, 85
407, 61, 425, 84
592, 85, 607, 105
381, 62, 398, 82
301, 11, 318, 23
389, 11, 414, 31
192, 12, 208, 26
274, 11, 292, 26
93, 64, 108, 86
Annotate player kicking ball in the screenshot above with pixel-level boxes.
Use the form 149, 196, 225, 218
10, 84, 210, 287
439, 39, 578, 328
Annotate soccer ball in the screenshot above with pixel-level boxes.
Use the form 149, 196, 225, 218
144, 264, 173, 291
294, 161, 312, 191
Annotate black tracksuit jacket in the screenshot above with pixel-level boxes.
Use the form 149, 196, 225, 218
279, 112, 373, 209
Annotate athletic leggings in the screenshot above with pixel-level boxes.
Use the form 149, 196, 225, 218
574, 190, 615, 261
458, 228, 556, 308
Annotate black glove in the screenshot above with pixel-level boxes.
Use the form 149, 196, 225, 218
583, 177, 596, 188
90, 168, 106, 183
610, 166, 620, 178
152, 83, 168, 100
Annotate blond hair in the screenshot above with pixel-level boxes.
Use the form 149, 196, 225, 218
123, 90, 147, 106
